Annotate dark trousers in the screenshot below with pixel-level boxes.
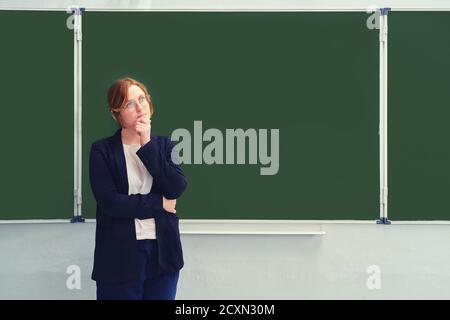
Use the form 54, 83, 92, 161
96, 239, 180, 300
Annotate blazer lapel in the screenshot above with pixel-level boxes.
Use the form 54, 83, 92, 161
111, 128, 129, 195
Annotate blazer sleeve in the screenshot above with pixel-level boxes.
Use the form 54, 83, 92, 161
136, 136, 188, 200
89, 143, 163, 219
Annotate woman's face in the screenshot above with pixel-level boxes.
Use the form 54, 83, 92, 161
117, 84, 152, 129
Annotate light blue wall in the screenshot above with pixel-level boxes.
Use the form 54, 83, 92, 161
0, 222, 449, 299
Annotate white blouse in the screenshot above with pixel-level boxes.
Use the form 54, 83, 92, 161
123, 143, 156, 240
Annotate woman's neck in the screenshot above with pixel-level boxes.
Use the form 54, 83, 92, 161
121, 127, 140, 145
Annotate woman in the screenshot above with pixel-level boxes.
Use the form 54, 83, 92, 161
89, 77, 187, 300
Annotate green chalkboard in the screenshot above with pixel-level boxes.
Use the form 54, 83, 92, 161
82, 12, 379, 220
3, 11, 448, 221
389, 12, 450, 220
0, 11, 73, 219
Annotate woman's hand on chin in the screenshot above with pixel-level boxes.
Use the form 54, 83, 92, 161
136, 113, 151, 146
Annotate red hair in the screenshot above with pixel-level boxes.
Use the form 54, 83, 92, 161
107, 77, 154, 123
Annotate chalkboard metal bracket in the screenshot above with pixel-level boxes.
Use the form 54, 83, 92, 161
378, 7, 390, 225
68, 5, 84, 224
376, 217, 391, 225
68, 7, 85, 14
71, 189, 85, 223
70, 215, 85, 223
379, 7, 391, 16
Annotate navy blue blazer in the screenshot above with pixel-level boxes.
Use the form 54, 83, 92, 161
89, 128, 188, 283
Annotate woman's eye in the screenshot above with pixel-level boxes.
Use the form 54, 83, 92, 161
139, 96, 146, 104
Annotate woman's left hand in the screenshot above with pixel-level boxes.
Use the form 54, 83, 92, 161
136, 113, 152, 146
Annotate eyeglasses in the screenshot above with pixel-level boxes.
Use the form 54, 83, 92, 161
123, 95, 149, 111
